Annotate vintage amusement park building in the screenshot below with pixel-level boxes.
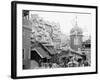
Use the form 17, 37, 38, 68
22, 11, 58, 69
70, 22, 83, 51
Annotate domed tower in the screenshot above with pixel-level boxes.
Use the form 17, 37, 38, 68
70, 18, 83, 51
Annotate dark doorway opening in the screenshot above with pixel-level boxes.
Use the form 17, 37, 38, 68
85, 44, 91, 48
31, 50, 42, 62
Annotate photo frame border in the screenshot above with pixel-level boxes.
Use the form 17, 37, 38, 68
11, 1, 98, 79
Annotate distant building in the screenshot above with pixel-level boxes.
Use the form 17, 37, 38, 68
82, 39, 91, 49
70, 22, 83, 51
81, 39, 91, 64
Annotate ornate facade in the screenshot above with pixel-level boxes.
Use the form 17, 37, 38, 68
70, 22, 83, 51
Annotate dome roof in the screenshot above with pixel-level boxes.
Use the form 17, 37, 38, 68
70, 24, 83, 35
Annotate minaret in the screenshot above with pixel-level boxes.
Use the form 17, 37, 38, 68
70, 16, 83, 51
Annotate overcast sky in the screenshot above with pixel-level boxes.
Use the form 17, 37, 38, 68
29, 11, 92, 37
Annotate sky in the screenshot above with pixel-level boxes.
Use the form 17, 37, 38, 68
29, 11, 92, 38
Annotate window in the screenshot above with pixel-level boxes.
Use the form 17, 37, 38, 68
23, 49, 24, 59
74, 37, 79, 45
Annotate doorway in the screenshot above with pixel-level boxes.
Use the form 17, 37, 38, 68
30, 50, 41, 62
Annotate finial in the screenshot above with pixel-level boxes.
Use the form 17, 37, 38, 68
75, 16, 78, 27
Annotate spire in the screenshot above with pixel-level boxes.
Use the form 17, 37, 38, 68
75, 16, 78, 27
70, 16, 83, 35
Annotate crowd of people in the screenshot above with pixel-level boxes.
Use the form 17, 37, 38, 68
35, 52, 90, 69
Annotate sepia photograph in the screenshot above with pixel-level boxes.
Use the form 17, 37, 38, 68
11, 1, 97, 79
